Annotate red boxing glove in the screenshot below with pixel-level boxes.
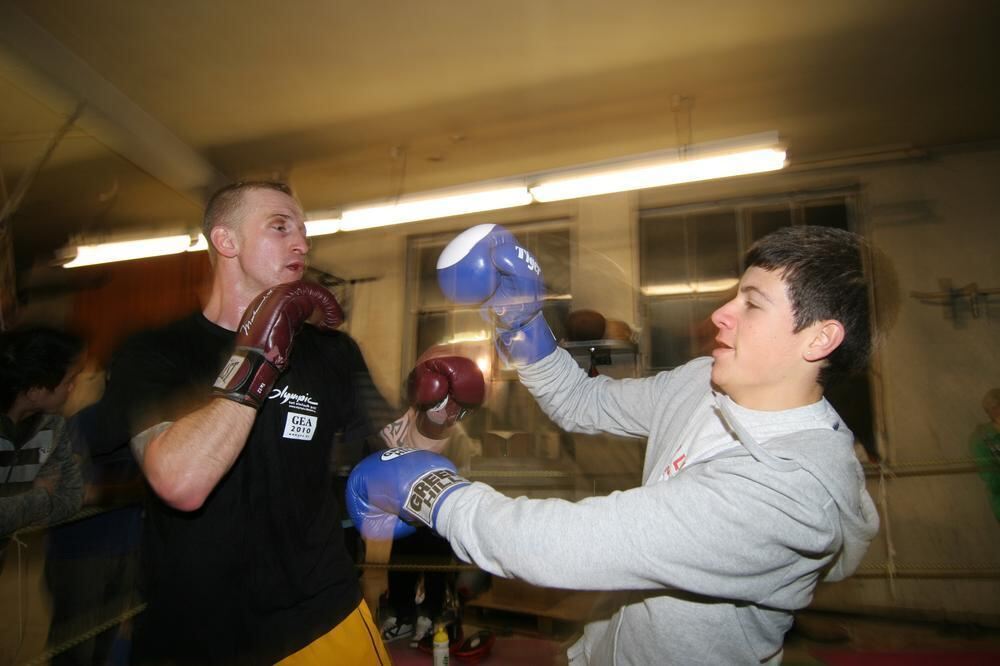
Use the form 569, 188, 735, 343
213, 281, 343, 408
407, 356, 486, 439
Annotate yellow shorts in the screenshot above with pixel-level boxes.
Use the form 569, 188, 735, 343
276, 600, 392, 665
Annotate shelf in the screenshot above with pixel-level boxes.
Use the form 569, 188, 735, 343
560, 339, 637, 352
560, 338, 638, 378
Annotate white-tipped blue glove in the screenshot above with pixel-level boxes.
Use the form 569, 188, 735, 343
436, 223, 557, 365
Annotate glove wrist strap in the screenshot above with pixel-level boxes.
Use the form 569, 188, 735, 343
213, 349, 279, 409
403, 468, 470, 529
495, 312, 557, 366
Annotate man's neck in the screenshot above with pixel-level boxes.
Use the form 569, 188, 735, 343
201, 272, 258, 331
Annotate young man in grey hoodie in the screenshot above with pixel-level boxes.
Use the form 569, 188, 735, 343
347, 224, 880, 665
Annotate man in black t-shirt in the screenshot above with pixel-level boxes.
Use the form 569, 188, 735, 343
91, 182, 472, 665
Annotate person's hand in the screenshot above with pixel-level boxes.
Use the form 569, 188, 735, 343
407, 356, 485, 439
346, 448, 469, 540
437, 224, 557, 365
361, 537, 392, 619
360, 569, 388, 621
213, 281, 343, 408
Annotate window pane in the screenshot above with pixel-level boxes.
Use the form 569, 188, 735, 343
416, 241, 449, 310
691, 211, 739, 284
646, 299, 694, 369
542, 298, 572, 343
640, 214, 688, 288
525, 228, 571, 297
415, 310, 447, 355
804, 202, 849, 230
749, 206, 792, 243
416, 308, 489, 352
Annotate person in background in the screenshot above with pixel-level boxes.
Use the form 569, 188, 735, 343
971, 387, 1000, 521
44, 401, 144, 666
370, 350, 485, 647
0, 326, 85, 567
348, 224, 881, 666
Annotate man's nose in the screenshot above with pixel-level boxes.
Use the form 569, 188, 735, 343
291, 229, 310, 254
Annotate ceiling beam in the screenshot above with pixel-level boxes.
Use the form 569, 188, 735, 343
0, 0, 224, 200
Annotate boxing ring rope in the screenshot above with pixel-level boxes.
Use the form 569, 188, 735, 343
13, 454, 1000, 664
18, 603, 147, 666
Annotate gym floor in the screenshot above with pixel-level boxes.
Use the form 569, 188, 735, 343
386, 610, 1000, 666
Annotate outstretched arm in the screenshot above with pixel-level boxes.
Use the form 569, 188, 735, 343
437, 224, 662, 439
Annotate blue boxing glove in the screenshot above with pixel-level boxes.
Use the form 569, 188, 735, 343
437, 224, 557, 365
346, 448, 470, 540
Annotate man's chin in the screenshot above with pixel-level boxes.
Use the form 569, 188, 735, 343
278, 270, 306, 283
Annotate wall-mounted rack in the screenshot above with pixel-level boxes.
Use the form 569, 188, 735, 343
910, 281, 1000, 320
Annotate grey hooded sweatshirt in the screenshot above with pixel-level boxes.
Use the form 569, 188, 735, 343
437, 350, 879, 665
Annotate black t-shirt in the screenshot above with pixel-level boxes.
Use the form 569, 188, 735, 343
96, 312, 388, 665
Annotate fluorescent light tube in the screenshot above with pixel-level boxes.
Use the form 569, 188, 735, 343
187, 234, 209, 252
306, 217, 341, 237
641, 278, 740, 296
530, 141, 786, 203
63, 234, 196, 267
339, 185, 532, 232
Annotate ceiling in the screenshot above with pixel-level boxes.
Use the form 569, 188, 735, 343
1, 0, 998, 282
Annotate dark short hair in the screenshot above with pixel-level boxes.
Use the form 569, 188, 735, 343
202, 181, 295, 244
745, 225, 871, 384
0, 326, 84, 410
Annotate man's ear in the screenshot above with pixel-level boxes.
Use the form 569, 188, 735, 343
210, 225, 239, 258
803, 320, 845, 362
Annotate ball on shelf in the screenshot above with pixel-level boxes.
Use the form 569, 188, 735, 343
566, 309, 606, 341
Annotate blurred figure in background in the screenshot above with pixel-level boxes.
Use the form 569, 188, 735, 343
44, 400, 144, 666
0, 326, 84, 568
369, 350, 485, 647
971, 388, 1000, 521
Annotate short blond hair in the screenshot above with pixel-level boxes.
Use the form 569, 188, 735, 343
202, 181, 295, 240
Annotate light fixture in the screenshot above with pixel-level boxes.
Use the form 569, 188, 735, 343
63, 234, 199, 267
306, 217, 341, 237
339, 184, 532, 232
529, 132, 786, 202
60, 132, 786, 267
640, 278, 740, 297
187, 234, 209, 252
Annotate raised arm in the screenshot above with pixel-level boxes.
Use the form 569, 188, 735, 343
138, 281, 343, 511
437, 224, 659, 437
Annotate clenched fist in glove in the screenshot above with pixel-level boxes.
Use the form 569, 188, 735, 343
408, 356, 486, 439
436, 224, 556, 366
346, 447, 469, 540
213, 281, 343, 408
